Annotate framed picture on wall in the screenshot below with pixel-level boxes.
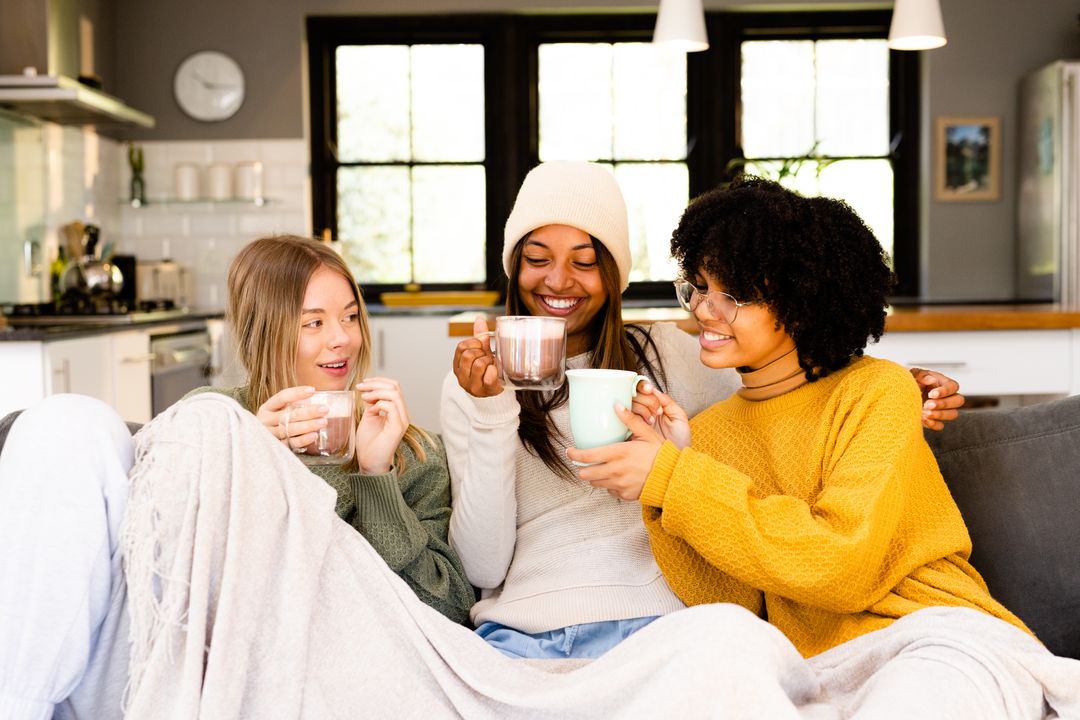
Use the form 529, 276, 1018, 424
935, 116, 1001, 201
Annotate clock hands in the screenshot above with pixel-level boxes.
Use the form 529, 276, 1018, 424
193, 70, 238, 91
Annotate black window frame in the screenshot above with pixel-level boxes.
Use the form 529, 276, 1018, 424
705, 11, 920, 300
307, 10, 919, 303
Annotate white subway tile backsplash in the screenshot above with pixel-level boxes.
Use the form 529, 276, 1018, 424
140, 212, 190, 238
188, 212, 235, 237
235, 212, 286, 236
109, 138, 309, 309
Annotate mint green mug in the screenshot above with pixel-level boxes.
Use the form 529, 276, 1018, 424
566, 369, 650, 450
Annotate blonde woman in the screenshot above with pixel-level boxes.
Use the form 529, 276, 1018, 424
0, 235, 472, 719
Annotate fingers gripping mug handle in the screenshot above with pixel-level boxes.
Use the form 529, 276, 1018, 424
478, 331, 503, 378
623, 373, 653, 440
282, 408, 298, 452
478, 330, 496, 354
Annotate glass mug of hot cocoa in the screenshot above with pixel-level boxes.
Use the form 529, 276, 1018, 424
282, 390, 356, 465
485, 315, 567, 391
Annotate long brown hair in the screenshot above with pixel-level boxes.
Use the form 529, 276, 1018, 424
227, 234, 430, 470
505, 236, 666, 479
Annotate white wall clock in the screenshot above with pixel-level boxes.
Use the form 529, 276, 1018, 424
173, 50, 245, 122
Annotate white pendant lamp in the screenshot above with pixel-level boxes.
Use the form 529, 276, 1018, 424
888, 0, 947, 51
653, 0, 709, 53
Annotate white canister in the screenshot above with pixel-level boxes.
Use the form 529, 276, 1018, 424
207, 163, 232, 200
173, 163, 201, 201
234, 161, 264, 204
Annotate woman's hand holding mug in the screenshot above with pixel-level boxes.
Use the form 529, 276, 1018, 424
568, 404, 665, 502
454, 315, 568, 397
257, 385, 325, 448
565, 371, 692, 500
631, 382, 691, 450
453, 316, 503, 398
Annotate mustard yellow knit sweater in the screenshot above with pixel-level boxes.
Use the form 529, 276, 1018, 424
640, 356, 1030, 657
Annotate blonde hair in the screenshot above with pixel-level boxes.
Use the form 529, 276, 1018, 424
227, 234, 430, 470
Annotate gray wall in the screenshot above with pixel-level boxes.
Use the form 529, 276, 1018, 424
111, 0, 1080, 301
923, 0, 1078, 301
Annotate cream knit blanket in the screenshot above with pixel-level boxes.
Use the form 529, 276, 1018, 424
119, 393, 1080, 719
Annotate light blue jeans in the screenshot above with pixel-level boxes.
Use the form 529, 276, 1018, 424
476, 616, 659, 659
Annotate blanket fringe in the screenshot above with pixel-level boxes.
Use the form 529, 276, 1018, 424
119, 403, 195, 712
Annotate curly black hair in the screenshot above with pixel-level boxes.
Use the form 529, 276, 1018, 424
669, 176, 896, 381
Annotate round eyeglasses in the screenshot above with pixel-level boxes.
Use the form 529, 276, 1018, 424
673, 278, 755, 324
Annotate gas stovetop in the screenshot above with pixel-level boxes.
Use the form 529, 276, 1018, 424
2, 300, 190, 327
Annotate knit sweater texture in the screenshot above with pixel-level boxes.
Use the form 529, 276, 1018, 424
441, 322, 741, 632
185, 385, 474, 624
640, 356, 1031, 657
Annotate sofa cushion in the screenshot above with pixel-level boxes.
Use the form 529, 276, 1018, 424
925, 395, 1080, 660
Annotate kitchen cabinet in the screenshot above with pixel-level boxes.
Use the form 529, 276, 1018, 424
368, 315, 460, 433
110, 330, 154, 423
44, 336, 112, 400
870, 329, 1079, 398
0, 329, 154, 421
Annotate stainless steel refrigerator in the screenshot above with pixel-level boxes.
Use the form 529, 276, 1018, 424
1017, 60, 1080, 305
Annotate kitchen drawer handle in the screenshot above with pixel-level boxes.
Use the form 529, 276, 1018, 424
908, 362, 968, 369
170, 348, 211, 364
52, 359, 71, 393
122, 353, 158, 363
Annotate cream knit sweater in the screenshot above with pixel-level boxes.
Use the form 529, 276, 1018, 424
440, 322, 740, 632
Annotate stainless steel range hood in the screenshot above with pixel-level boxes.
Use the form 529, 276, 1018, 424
0, 0, 156, 133
0, 74, 154, 129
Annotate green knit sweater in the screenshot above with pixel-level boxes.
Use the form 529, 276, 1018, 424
184, 386, 474, 624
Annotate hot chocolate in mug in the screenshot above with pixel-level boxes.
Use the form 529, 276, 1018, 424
282, 390, 356, 465
566, 369, 650, 450
482, 315, 568, 391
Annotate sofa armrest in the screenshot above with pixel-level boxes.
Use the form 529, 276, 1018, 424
0, 410, 24, 456
926, 396, 1080, 660
0, 409, 142, 459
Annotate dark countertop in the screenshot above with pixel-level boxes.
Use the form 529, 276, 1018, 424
0, 303, 484, 342
0, 309, 223, 342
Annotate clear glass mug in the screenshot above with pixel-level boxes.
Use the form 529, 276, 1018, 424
282, 390, 356, 465
482, 316, 568, 391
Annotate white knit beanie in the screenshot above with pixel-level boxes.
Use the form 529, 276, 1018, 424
503, 161, 632, 291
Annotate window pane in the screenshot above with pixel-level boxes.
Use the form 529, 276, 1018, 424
742, 159, 894, 260
818, 159, 894, 259
614, 163, 688, 282
538, 44, 614, 160
815, 41, 889, 156
337, 166, 411, 284
740, 41, 815, 158
412, 165, 486, 283
411, 45, 485, 162
337, 46, 410, 162
612, 45, 687, 160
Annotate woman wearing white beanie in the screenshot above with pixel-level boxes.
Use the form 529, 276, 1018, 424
440, 161, 964, 660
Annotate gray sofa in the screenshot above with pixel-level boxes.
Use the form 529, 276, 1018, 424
2, 395, 1078, 659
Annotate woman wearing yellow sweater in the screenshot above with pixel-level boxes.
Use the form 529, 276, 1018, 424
567, 177, 1078, 716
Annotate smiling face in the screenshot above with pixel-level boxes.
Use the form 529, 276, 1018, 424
294, 266, 363, 391
516, 224, 608, 356
691, 269, 795, 371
